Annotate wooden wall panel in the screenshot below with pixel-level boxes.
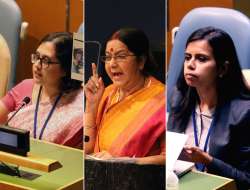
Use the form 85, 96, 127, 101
234, 0, 250, 18
14, 0, 83, 83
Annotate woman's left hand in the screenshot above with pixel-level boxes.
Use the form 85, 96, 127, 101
91, 151, 113, 159
183, 146, 213, 165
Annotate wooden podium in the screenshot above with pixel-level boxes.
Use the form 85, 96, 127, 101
85, 158, 165, 190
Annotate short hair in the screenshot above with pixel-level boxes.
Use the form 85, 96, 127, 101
106, 27, 157, 76
39, 32, 82, 92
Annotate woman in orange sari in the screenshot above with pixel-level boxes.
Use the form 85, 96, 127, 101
84, 28, 165, 165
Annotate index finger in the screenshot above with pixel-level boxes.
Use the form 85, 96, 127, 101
92, 63, 98, 78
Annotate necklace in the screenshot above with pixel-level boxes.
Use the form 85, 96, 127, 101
117, 77, 150, 102
33, 86, 63, 139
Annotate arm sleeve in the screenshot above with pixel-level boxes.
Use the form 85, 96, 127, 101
208, 157, 250, 190
1, 79, 33, 111
208, 105, 250, 190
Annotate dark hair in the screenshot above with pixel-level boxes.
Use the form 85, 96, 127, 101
39, 32, 82, 92
74, 48, 83, 57
171, 27, 250, 130
106, 27, 157, 76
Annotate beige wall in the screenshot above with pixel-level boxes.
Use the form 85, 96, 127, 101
15, 0, 83, 83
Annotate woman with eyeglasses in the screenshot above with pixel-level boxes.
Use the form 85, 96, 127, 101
84, 28, 165, 165
0, 32, 83, 148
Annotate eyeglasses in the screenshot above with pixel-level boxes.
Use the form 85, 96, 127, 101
31, 53, 59, 69
101, 54, 136, 63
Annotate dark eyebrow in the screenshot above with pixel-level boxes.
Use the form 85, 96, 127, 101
35, 51, 51, 59
105, 50, 128, 55
195, 53, 210, 58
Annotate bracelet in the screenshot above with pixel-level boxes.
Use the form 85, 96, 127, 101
84, 125, 97, 130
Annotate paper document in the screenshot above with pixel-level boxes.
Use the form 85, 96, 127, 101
85, 154, 136, 163
85, 154, 103, 160
166, 131, 188, 171
174, 160, 194, 177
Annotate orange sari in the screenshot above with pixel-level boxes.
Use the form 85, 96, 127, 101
94, 76, 165, 157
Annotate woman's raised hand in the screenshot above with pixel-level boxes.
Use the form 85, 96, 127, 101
84, 63, 104, 112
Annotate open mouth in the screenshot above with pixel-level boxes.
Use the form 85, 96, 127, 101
112, 72, 123, 78
34, 71, 42, 78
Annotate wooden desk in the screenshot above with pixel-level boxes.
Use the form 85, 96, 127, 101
179, 171, 237, 190
0, 139, 83, 190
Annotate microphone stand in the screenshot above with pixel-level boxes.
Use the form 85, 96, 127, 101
5, 96, 30, 125
6, 102, 26, 125
0, 161, 21, 177
84, 41, 102, 74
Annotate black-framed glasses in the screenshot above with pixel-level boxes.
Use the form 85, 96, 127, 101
100, 54, 136, 63
31, 53, 59, 69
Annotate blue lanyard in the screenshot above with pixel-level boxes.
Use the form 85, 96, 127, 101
192, 108, 216, 171
34, 86, 62, 139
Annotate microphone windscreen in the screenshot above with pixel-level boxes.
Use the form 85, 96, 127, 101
23, 97, 31, 105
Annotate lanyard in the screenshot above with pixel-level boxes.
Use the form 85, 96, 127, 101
192, 108, 216, 171
34, 86, 62, 139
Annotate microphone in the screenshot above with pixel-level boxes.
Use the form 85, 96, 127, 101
6, 97, 31, 125
84, 40, 102, 74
